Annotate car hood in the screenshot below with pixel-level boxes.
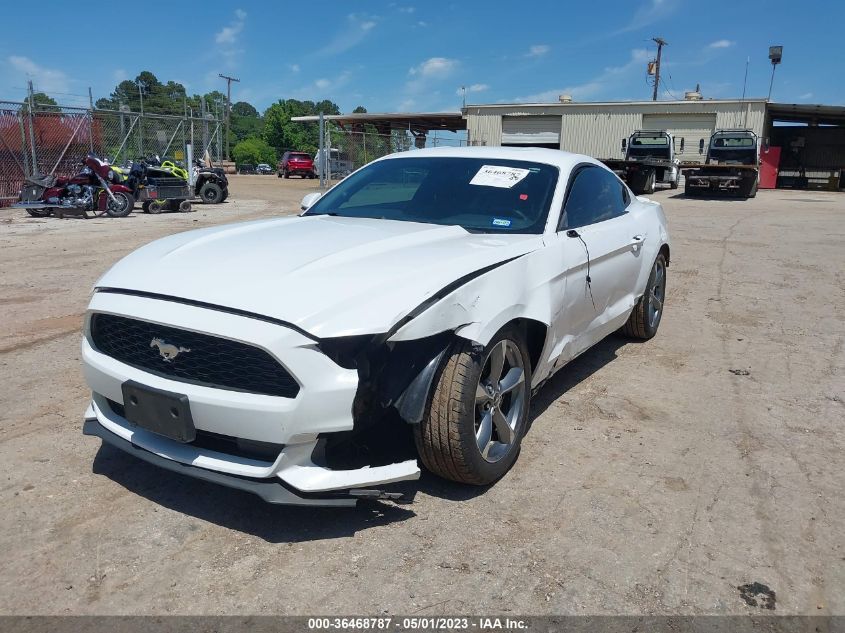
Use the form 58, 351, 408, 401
96, 215, 543, 338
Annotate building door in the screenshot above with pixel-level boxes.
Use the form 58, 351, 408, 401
641, 113, 717, 163
501, 116, 561, 149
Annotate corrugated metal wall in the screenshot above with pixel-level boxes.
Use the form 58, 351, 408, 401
464, 100, 768, 158
561, 108, 642, 158
466, 112, 502, 146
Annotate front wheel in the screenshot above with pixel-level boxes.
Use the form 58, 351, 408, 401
622, 253, 667, 340
199, 182, 223, 203
105, 191, 133, 218
26, 208, 51, 217
414, 327, 532, 485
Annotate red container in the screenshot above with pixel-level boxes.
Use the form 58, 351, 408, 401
759, 146, 781, 189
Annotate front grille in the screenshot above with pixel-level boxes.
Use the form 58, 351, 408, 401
90, 313, 299, 398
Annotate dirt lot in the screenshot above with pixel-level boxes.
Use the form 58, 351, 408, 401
0, 175, 843, 615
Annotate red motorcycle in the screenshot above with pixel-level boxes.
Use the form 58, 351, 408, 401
14, 154, 134, 218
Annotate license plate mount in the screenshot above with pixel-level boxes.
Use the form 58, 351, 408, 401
121, 380, 196, 443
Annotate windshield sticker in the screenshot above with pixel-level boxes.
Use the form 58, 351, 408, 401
492, 218, 512, 227
470, 165, 530, 188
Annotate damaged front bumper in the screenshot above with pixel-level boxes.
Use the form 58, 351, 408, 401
84, 399, 419, 507
80, 290, 421, 507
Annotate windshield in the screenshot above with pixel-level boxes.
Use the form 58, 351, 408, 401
289, 154, 311, 161
628, 135, 670, 158
711, 136, 755, 148
304, 157, 558, 234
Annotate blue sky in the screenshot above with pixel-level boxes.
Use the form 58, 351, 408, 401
0, 0, 841, 113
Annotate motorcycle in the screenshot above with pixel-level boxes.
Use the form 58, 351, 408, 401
14, 155, 134, 219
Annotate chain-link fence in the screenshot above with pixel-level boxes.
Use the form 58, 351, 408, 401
320, 125, 466, 183
0, 99, 222, 206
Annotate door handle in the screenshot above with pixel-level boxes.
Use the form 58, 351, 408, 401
631, 235, 644, 244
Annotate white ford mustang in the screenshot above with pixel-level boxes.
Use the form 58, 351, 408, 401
82, 147, 670, 506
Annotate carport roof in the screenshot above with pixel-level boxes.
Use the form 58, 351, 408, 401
768, 102, 845, 126
290, 112, 466, 134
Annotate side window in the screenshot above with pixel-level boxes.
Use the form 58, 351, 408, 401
559, 166, 628, 230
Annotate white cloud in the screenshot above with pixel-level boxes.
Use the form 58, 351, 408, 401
616, 0, 679, 34
294, 71, 353, 99
112, 68, 127, 82
215, 9, 246, 45
7, 56, 70, 93
289, 64, 300, 73
409, 57, 457, 78
457, 83, 489, 95
316, 14, 379, 56
708, 39, 734, 49
514, 48, 650, 103
417, 21, 428, 27
526, 44, 550, 58
398, 6, 416, 13
799, 92, 814, 100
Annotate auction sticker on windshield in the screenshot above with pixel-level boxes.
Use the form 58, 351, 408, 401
470, 165, 530, 188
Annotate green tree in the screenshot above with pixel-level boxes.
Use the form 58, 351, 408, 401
261, 98, 340, 155
23, 92, 59, 113
232, 137, 277, 166
230, 101, 263, 145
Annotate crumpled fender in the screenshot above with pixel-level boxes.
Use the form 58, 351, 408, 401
387, 246, 553, 347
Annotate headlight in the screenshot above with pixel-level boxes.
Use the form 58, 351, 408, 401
108, 170, 115, 181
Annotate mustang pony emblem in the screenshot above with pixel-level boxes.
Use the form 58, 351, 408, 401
150, 337, 191, 362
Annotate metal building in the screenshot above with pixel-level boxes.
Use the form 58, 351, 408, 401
465, 98, 768, 164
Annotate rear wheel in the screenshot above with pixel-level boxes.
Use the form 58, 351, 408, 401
199, 182, 223, 203
26, 208, 51, 217
644, 169, 656, 194
105, 191, 133, 218
622, 253, 667, 340
147, 200, 164, 214
414, 327, 531, 485
179, 200, 192, 212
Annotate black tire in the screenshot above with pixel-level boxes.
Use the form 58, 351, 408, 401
414, 326, 532, 485
147, 200, 164, 214
220, 188, 229, 202
645, 169, 656, 194
748, 181, 758, 198
141, 200, 152, 213
199, 182, 223, 203
684, 182, 698, 197
277, 172, 283, 178
178, 200, 192, 212
622, 253, 667, 340
670, 175, 679, 190
105, 191, 133, 218
283, 171, 290, 179
26, 208, 51, 217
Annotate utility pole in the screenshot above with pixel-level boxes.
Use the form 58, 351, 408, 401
652, 37, 667, 101
767, 46, 783, 101
26, 80, 37, 175
218, 73, 240, 161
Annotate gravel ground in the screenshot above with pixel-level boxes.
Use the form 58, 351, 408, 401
0, 176, 843, 615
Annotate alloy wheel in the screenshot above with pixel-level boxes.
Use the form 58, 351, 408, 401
648, 259, 666, 328
474, 340, 527, 463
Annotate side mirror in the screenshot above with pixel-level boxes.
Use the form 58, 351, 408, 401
679, 138, 685, 153
698, 139, 705, 155
621, 138, 627, 153
300, 192, 322, 211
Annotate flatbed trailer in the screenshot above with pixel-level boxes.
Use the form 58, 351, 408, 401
681, 163, 759, 198
683, 130, 759, 199
602, 157, 679, 194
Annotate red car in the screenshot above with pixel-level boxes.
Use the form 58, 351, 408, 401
279, 152, 316, 179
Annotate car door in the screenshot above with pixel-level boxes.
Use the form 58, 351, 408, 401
548, 165, 644, 362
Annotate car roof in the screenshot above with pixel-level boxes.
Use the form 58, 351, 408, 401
376, 145, 603, 173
